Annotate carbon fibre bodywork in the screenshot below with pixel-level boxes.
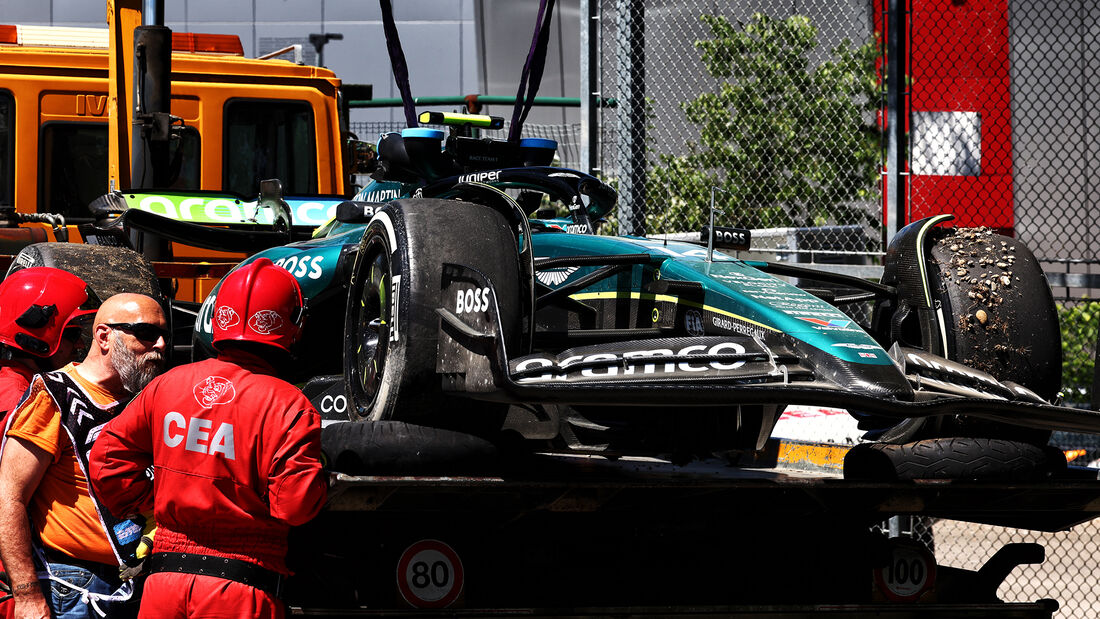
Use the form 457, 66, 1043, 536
144, 164, 1100, 453
88, 154, 1099, 453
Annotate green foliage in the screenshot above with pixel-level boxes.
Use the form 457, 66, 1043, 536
649, 13, 880, 233
1060, 301, 1100, 404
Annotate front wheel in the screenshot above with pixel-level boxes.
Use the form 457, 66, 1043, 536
342, 199, 522, 435
876, 227, 1060, 445
925, 228, 1060, 442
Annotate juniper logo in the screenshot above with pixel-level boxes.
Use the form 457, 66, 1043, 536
457, 170, 501, 184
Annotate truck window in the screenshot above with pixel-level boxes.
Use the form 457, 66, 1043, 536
0, 91, 11, 207
169, 126, 201, 190
38, 122, 108, 220
224, 99, 317, 196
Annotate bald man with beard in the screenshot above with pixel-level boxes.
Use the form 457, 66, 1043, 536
0, 293, 167, 619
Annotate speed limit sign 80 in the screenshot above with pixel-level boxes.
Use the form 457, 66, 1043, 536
396, 539, 465, 609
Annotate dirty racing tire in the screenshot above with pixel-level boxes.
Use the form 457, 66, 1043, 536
6, 242, 163, 303
922, 228, 1060, 442
927, 228, 1060, 400
844, 437, 1066, 481
342, 199, 521, 435
321, 420, 499, 475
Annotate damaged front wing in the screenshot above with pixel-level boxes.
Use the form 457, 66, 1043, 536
435, 262, 1100, 436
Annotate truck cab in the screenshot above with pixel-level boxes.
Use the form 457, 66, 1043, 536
0, 23, 352, 301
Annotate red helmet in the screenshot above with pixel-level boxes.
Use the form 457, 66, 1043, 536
211, 258, 304, 353
0, 267, 98, 358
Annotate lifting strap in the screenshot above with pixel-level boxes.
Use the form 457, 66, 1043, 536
377, 0, 556, 140
379, 0, 419, 128
508, 0, 556, 142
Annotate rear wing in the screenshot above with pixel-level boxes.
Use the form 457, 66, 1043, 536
84, 183, 347, 254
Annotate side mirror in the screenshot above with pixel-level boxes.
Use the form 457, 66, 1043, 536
335, 201, 382, 224
257, 179, 293, 237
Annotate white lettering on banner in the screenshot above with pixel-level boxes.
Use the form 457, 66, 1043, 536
179, 198, 205, 220
204, 199, 243, 222
299, 201, 337, 224
457, 171, 501, 184
455, 287, 490, 314
274, 255, 325, 280
362, 189, 401, 202
164, 411, 186, 447
186, 418, 213, 452
320, 394, 347, 414
832, 343, 881, 350
515, 341, 748, 383
163, 411, 236, 460
711, 228, 749, 246
389, 275, 401, 343
139, 195, 177, 219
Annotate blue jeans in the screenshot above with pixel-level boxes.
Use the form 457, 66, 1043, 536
46, 561, 130, 619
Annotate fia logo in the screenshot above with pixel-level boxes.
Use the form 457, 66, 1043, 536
684, 310, 705, 336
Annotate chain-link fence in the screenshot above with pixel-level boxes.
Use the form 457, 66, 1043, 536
593, 0, 884, 268
907, 0, 1100, 294
936, 519, 1100, 618
872, 516, 1100, 617
900, 0, 1100, 407
586, 1, 1099, 615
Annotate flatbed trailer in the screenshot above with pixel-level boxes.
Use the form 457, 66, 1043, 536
284, 452, 1100, 617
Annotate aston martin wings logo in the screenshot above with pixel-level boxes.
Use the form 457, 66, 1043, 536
536, 266, 579, 287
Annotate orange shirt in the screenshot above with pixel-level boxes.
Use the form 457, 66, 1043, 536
5, 363, 120, 566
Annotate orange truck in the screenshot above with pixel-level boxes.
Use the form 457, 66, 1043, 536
0, 13, 362, 301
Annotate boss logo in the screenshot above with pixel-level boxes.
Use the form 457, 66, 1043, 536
274, 255, 324, 280
456, 287, 491, 314
702, 226, 752, 250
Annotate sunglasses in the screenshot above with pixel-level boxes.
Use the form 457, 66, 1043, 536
105, 322, 171, 343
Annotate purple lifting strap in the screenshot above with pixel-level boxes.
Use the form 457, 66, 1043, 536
379, 0, 419, 128
508, 0, 557, 142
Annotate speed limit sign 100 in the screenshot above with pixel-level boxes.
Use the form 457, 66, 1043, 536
396, 539, 465, 608
873, 539, 936, 602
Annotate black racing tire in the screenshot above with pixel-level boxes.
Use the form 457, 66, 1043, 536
321, 420, 499, 475
6, 242, 163, 303
923, 228, 1060, 442
843, 437, 1067, 481
927, 228, 1060, 400
342, 199, 521, 434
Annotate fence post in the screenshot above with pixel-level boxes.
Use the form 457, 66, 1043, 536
614, 0, 646, 236
884, 0, 908, 243
580, 0, 599, 176
1091, 317, 1100, 411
